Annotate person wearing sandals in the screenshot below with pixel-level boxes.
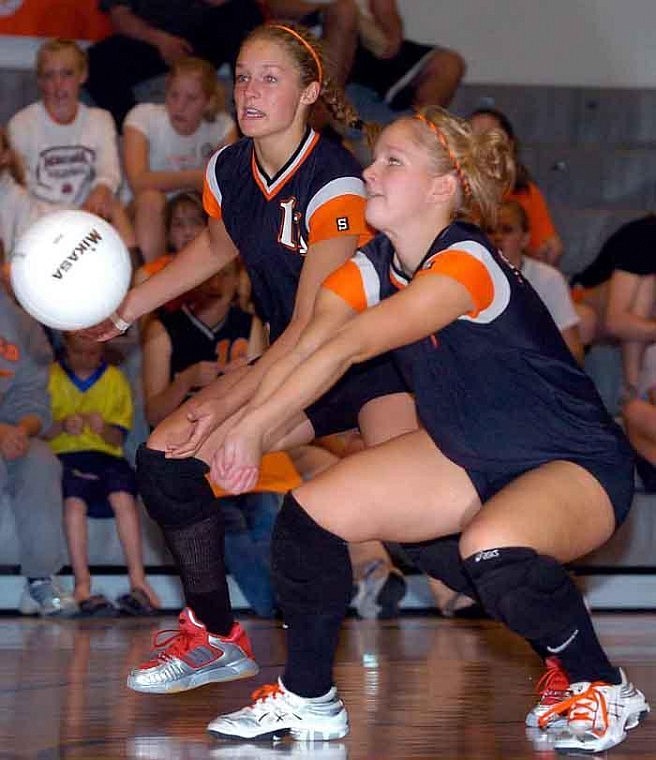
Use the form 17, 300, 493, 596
45, 332, 160, 617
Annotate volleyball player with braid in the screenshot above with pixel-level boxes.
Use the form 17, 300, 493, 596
86, 23, 416, 694
205, 107, 648, 753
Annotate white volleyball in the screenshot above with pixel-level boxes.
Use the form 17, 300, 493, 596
10, 210, 131, 330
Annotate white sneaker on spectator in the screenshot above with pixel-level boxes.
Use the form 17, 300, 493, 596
19, 577, 77, 617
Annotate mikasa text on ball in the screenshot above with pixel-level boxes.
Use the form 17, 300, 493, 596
10, 210, 131, 330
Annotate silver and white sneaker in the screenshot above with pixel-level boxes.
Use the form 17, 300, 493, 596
552, 668, 650, 754
207, 679, 349, 742
19, 577, 77, 617
127, 608, 259, 694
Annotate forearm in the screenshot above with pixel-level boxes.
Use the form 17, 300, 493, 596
247, 332, 357, 452
130, 169, 204, 194
109, 6, 165, 45
100, 424, 125, 448
146, 373, 193, 427
119, 228, 227, 323
605, 311, 656, 342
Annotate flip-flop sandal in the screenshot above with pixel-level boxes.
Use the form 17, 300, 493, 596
77, 594, 118, 618
116, 588, 158, 617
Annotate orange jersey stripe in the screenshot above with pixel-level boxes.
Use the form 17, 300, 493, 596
308, 194, 373, 247
323, 259, 369, 312
202, 179, 222, 220
417, 250, 494, 317
208, 451, 302, 496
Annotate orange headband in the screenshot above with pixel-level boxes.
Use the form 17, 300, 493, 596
414, 113, 471, 199
269, 24, 323, 89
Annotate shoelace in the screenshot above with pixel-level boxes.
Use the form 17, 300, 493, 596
539, 682, 609, 734
250, 683, 283, 704
535, 659, 570, 706
150, 622, 203, 661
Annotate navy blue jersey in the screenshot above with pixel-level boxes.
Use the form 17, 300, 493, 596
203, 128, 372, 341
324, 221, 630, 474
158, 304, 252, 382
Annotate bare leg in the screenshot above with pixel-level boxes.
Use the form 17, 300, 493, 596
133, 189, 167, 262
109, 196, 137, 249
322, 0, 359, 86
63, 497, 91, 602
109, 491, 160, 606
412, 48, 466, 108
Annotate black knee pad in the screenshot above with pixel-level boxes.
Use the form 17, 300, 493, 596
272, 493, 352, 617
463, 547, 582, 642
135, 444, 217, 528
401, 534, 477, 597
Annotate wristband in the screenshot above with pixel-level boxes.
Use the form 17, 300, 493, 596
109, 311, 131, 334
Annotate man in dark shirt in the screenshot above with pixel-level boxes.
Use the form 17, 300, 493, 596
86, 0, 263, 129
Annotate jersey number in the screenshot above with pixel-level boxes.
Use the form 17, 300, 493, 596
278, 197, 308, 255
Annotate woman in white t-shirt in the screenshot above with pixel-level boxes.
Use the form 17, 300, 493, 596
123, 57, 237, 262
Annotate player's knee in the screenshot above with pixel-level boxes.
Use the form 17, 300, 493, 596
463, 547, 579, 640
272, 492, 352, 615
135, 444, 216, 528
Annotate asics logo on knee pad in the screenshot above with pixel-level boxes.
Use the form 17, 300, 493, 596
474, 549, 500, 562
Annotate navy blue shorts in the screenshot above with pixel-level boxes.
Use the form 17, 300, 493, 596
59, 451, 138, 518
305, 353, 409, 438
467, 450, 636, 528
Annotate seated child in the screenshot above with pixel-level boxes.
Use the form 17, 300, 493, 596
46, 332, 160, 616
123, 56, 236, 261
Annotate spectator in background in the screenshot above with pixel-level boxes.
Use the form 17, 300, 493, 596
489, 200, 584, 364
133, 190, 208, 324
624, 343, 656, 492
86, 0, 264, 130
123, 57, 236, 262
469, 108, 564, 266
0, 126, 46, 260
571, 214, 656, 404
0, 286, 76, 617
7, 39, 136, 255
266, 0, 465, 109
46, 332, 160, 616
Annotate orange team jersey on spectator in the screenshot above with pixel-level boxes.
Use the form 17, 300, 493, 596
137, 254, 189, 312
0, 0, 111, 39
507, 182, 557, 255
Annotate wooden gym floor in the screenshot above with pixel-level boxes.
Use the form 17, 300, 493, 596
1, 613, 654, 759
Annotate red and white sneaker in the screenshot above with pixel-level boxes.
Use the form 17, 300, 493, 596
548, 669, 650, 753
525, 657, 571, 729
207, 679, 349, 742
127, 608, 259, 694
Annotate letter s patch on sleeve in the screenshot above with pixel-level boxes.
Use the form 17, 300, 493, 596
336, 216, 350, 232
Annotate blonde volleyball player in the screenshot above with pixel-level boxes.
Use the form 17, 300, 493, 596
205, 108, 648, 754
